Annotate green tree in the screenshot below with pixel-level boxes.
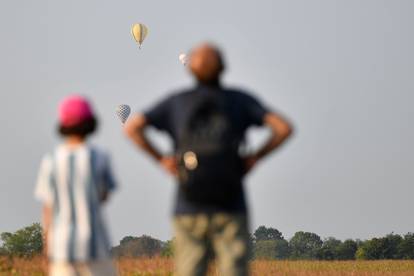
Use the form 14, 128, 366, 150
253, 226, 284, 242
254, 239, 289, 260
0, 223, 43, 257
317, 237, 342, 260
384, 233, 403, 259
355, 240, 374, 260
336, 239, 358, 260
289, 231, 322, 259
119, 236, 136, 245
356, 234, 403, 260
398, 233, 414, 259
161, 239, 174, 257
111, 235, 163, 257
0, 247, 7, 256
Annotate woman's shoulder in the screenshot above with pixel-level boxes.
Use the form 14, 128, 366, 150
87, 144, 113, 166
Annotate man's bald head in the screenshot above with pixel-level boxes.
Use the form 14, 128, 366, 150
189, 43, 225, 84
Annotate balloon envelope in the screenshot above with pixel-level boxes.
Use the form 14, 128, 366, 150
131, 23, 148, 46
179, 53, 187, 65
116, 104, 131, 123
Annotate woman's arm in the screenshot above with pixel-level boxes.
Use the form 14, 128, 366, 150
41, 205, 52, 256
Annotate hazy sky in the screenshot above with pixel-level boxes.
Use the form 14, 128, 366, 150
1, 0, 413, 245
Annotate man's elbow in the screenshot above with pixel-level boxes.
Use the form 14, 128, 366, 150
265, 113, 294, 140
282, 123, 293, 139
123, 114, 147, 138
123, 123, 137, 138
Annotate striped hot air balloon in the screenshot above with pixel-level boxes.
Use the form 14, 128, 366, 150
131, 23, 148, 49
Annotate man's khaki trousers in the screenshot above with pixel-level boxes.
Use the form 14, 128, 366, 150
174, 213, 250, 276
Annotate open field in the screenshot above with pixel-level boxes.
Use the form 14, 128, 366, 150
1, 257, 414, 275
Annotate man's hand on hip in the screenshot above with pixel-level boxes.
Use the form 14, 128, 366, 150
160, 156, 178, 177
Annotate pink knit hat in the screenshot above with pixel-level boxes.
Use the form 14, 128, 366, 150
58, 95, 94, 127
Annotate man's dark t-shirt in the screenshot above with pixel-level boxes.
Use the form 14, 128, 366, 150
144, 84, 268, 215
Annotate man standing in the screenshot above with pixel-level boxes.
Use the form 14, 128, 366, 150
124, 43, 293, 276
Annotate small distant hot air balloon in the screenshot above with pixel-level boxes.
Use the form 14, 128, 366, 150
179, 53, 188, 65
116, 104, 131, 124
131, 23, 148, 49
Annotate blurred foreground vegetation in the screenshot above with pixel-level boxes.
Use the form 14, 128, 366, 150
1, 257, 414, 276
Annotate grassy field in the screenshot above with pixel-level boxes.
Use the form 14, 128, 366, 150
1, 256, 414, 275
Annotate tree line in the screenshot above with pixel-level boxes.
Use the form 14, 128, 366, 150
1, 224, 413, 260
250, 226, 414, 260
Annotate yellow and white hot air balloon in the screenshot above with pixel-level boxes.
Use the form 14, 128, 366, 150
131, 23, 148, 49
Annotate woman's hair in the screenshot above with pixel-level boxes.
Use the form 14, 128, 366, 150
58, 116, 98, 137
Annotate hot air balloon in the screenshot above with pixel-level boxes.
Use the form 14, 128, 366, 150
179, 53, 188, 65
131, 23, 148, 49
116, 104, 131, 124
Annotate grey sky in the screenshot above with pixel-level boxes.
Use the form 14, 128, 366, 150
1, 0, 413, 244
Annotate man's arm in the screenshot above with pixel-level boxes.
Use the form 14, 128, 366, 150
245, 112, 293, 172
124, 114, 177, 176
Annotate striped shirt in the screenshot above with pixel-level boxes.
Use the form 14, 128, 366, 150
35, 144, 117, 262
